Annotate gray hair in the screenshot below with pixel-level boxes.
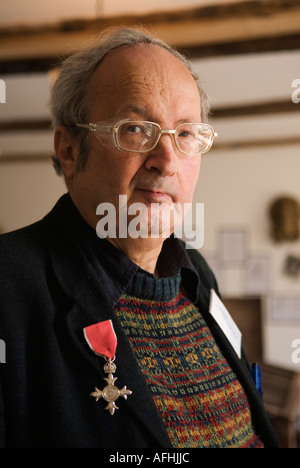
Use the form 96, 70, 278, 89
50, 27, 210, 176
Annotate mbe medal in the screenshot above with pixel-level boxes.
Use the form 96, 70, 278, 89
90, 357, 132, 415
83, 320, 132, 415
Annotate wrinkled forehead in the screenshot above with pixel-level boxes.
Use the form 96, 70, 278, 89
92, 43, 195, 85
87, 43, 200, 119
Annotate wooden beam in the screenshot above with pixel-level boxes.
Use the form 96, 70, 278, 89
1, 135, 299, 164
0, 119, 52, 132
186, 32, 300, 59
0, 0, 300, 73
0, 100, 298, 133
211, 100, 300, 119
211, 136, 300, 151
0, 154, 51, 164
1, 32, 300, 74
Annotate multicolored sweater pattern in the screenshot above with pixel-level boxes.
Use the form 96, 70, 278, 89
114, 270, 263, 448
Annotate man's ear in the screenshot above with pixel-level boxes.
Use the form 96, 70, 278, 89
54, 127, 79, 180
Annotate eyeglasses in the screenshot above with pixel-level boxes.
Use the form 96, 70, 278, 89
76, 119, 217, 155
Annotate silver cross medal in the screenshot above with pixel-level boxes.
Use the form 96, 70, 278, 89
90, 358, 132, 415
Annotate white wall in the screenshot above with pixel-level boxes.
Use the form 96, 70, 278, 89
0, 160, 65, 233
0, 72, 66, 232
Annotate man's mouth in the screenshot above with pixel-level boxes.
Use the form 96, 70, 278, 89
136, 187, 173, 203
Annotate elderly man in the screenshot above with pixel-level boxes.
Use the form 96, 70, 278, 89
0, 28, 279, 448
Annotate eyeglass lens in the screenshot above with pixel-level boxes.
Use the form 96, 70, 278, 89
116, 121, 213, 154
118, 122, 159, 152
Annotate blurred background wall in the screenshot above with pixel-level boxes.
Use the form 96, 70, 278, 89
0, 0, 300, 445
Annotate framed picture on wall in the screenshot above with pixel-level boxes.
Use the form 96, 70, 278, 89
245, 256, 269, 295
219, 228, 247, 264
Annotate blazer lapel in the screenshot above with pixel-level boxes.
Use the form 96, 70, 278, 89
40, 197, 172, 448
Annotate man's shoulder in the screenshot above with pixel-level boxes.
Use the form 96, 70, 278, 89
0, 221, 43, 255
0, 195, 67, 271
0, 196, 64, 243
0, 223, 48, 292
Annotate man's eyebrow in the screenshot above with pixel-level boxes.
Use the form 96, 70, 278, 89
118, 105, 148, 117
117, 107, 201, 125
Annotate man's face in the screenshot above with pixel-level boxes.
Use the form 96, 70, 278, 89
69, 44, 202, 235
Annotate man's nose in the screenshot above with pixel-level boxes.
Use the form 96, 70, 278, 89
144, 133, 178, 177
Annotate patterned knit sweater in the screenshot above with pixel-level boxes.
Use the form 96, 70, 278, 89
114, 269, 263, 448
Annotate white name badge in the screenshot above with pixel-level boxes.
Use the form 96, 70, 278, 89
209, 289, 242, 359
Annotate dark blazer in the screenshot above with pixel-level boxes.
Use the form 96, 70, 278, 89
0, 196, 280, 448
